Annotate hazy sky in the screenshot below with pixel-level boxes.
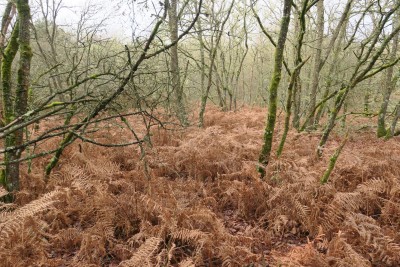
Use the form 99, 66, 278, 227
0, 0, 377, 43
0, 0, 159, 42
36, 0, 135, 41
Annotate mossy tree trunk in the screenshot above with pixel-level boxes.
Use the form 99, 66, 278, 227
0, 3, 16, 113
1, 0, 32, 193
320, 133, 348, 184
258, 0, 292, 178
1, 20, 20, 191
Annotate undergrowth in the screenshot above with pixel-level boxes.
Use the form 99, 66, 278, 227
1, 107, 400, 266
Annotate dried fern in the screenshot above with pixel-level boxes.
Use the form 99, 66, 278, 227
119, 237, 162, 267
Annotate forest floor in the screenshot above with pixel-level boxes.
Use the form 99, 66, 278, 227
2, 106, 400, 266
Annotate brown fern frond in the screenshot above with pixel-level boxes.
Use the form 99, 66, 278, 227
0, 190, 62, 243
324, 231, 370, 266
178, 258, 195, 267
119, 237, 162, 267
170, 228, 207, 245
356, 178, 391, 195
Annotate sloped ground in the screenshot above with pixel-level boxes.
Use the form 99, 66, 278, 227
1, 107, 400, 266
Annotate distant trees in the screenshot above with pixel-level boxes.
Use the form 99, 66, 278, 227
317, 0, 400, 156
198, 0, 235, 127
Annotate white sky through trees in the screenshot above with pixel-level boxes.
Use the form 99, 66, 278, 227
1, 0, 161, 42
0, 0, 390, 45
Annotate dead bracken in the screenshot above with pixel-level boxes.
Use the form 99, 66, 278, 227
1, 107, 400, 266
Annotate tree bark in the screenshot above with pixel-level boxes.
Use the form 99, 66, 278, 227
1, 0, 32, 193
168, 0, 188, 126
277, 0, 311, 156
306, 0, 324, 128
377, 11, 399, 137
258, 0, 292, 178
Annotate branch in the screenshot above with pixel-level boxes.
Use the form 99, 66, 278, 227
251, 3, 292, 76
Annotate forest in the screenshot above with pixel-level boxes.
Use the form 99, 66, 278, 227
1, 0, 400, 266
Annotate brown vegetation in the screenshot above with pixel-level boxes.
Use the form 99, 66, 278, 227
1, 107, 400, 266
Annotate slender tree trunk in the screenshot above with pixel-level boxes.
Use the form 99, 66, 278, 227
317, 86, 349, 157
0, 3, 16, 125
196, 7, 206, 103
258, 0, 292, 178
315, 9, 350, 125
388, 102, 400, 138
320, 133, 348, 184
2, 21, 19, 192
303, 0, 353, 129
377, 12, 399, 137
168, 0, 188, 126
292, 14, 301, 130
233, 14, 249, 111
364, 85, 370, 114
306, 0, 324, 128
198, 0, 235, 127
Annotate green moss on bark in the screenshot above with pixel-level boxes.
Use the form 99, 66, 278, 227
258, 0, 292, 178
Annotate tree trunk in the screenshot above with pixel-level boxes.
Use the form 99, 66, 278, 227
303, 0, 353, 129
196, 6, 206, 104
277, 0, 310, 156
168, 0, 188, 126
388, 102, 400, 138
1, 0, 32, 193
258, 0, 292, 178
306, 0, 324, 128
315, 7, 350, 125
377, 12, 399, 137
292, 14, 302, 130
198, 0, 235, 127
